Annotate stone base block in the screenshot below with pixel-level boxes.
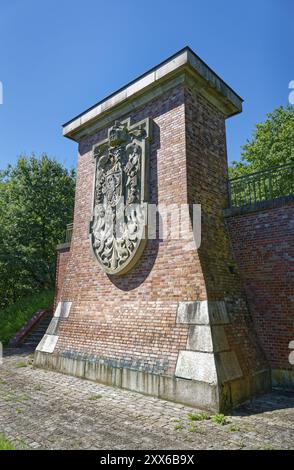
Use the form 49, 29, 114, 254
34, 350, 271, 413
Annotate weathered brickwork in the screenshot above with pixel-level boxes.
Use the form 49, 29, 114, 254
185, 86, 268, 378
56, 84, 193, 374
54, 246, 70, 311
226, 204, 294, 387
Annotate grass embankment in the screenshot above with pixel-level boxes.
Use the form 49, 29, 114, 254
0, 290, 54, 345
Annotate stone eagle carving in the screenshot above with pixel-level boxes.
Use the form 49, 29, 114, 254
90, 118, 151, 275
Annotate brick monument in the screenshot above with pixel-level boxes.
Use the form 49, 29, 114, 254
34, 47, 271, 411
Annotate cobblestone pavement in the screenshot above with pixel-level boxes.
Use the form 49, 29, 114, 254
0, 348, 293, 450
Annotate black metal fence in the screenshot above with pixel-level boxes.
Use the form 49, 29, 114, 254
228, 163, 294, 208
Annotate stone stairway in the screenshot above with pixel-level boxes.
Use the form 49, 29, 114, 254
21, 313, 52, 349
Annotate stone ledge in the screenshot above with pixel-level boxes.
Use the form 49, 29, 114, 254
54, 301, 72, 318
56, 242, 71, 252
63, 46, 242, 141
176, 300, 230, 325
224, 194, 294, 218
36, 334, 59, 354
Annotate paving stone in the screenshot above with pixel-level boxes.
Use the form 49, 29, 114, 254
0, 347, 293, 450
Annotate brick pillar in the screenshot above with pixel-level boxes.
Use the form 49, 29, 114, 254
172, 80, 270, 410
34, 47, 270, 411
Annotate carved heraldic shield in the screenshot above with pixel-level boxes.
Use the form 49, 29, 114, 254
90, 118, 151, 275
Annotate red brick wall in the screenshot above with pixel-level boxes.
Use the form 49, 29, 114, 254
226, 204, 294, 374
56, 84, 195, 374
54, 246, 70, 312
185, 86, 268, 377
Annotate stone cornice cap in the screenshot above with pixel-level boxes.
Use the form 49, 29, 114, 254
63, 46, 243, 142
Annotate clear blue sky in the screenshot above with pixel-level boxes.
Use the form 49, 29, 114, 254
0, 0, 292, 170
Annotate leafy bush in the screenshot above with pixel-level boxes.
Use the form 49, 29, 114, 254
0, 154, 75, 309
229, 105, 294, 178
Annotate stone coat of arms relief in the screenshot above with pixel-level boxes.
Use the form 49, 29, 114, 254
90, 118, 151, 275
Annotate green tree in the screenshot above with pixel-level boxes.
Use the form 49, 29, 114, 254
229, 105, 294, 178
0, 154, 75, 309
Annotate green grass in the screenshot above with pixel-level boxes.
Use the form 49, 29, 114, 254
187, 412, 210, 422
174, 424, 184, 430
211, 414, 228, 426
0, 290, 53, 345
3, 393, 29, 403
0, 435, 15, 450
15, 362, 28, 368
227, 424, 241, 433
187, 423, 198, 433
